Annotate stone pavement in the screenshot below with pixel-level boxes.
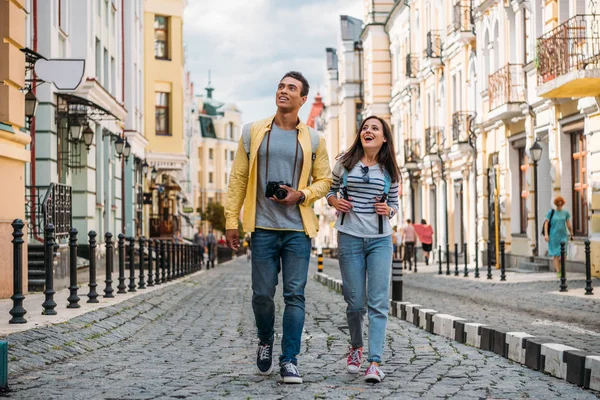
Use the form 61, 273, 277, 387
2, 257, 598, 399
319, 257, 600, 355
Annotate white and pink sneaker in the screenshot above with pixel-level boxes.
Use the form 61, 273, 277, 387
364, 364, 385, 383
346, 346, 362, 373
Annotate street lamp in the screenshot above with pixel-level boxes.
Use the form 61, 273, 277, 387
24, 90, 39, 122
114, 136, 124, 157
530, 139, 543, 257
69, 119, 83, 142
82, 125, 94, 150
151, 167, 158, 182
142, 160, 149, 176
123, 139, 131, 161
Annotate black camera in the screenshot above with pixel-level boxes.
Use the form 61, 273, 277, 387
266, 181, 290, 200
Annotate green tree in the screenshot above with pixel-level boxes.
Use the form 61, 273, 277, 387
201, 202, 226, 233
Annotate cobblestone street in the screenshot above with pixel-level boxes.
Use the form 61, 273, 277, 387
3, 257, 598, 399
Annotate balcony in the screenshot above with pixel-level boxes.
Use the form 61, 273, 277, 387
425, 127, 444, 155
447, 1, 475, 44
404, 54, 419, 88
423, 31, 443, 70
451, 111, 475, 154
488, 64, 526, 122
403, 138, 421, 170
536, 15, 600, 98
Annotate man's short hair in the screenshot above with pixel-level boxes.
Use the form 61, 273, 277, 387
281, 71, 310, 97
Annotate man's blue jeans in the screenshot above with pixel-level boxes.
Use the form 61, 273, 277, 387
251, 229, 311, 365
338, 232, 392, 363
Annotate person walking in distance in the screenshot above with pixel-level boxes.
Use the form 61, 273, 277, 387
327, 115, 400, 383
193, 227, 205, 266
543, 196, 573, 277
414, 219, 434, 265
403, 219, 417, 268
224, 71, 332, 384
206, 229, 217, 266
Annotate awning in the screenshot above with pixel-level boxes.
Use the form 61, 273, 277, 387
57, 93, 121, 121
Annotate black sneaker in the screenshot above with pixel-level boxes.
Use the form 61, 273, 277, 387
280, 362, 303, 384
256, 342, 273, 375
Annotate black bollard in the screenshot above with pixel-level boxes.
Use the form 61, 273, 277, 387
584, 240, 593, 295
160, 240, 166, 283
189, 245, 193, 274
454, 243, 459, 276
463, 243, 469, 277
42, 224, 57, 315
154, 240, 161, 284
487, 240, 492, 279
9, 219, 27, 323
438, 246, 443, 275
392, 259, 403, 301
168, 241, 174, 281
67, 228, 80, 308
413, 245, 418, 273
128, 237, 137, 292
104, 232, 115, 298
560, 241, 568, 292
178, 243, 183, 277
474, 241, 480, 278
446, 243, 450, 275
87, 231, 99, 303
500, 240, 506, 282
117, 234, 127, 293
138, 236, 146, 289
147, 239, 154, 286
173, 242, 178, 278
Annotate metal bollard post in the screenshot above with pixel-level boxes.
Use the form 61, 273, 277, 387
42, 224, 57, 315
9, 219, 27, 323
392, 259, 403, 301
187, 244, 191, 275
117, 234, 127, 294
67, 228, 81, 307
438, 245, 443, 275
128, 237, 137, 292
174, 243, 178, 278
445, 243, 450, 275
584, 240, 593, 295
413, 245, 418, 273
147, 239, 154, 286
160, 240, 166, 283
454, 243, 459, 276
474, 241, 480, 278
560, 241, 568, 292
487, 240, 492, 280
103, 232, 114, 298
87, 231, 99, 303
155, 240, 161, 283
138, 236, 146, 289
500, 240, 506, 282
463, 243, 469, 277
168, 242, 174, 280
318, 253, 323, 272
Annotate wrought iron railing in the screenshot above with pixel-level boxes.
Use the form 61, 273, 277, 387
25, 183, 72, 240
488, 64, 526, 110
425, 127, 444, 154
426, 31, 443, 58
452, 112, 475, 144
449, 1, 474, 33
403, 139, 421, 164
405, 54, 419, 78
537, 15, 600, 85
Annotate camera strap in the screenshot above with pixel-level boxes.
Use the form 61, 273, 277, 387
264, 122, 300, 189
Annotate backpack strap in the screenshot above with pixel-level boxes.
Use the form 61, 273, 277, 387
241, 123, 252, 158
382, 170, 392, 196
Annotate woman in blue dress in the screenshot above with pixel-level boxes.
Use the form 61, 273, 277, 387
543, 196, 573, 276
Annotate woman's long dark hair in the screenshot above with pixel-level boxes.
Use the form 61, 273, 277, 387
339, 115, 400, 183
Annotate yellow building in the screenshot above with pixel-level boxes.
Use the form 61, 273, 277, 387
144, 0, 187, 238
0, 0, 31, 298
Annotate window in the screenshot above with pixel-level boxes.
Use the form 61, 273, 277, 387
105, 0, 109, 27
111, 9, 116, 36
110, 57, 115, 95
226, 122, 234, 140
230, 150, 235, 161
58, 0, 67, 32
154, 16, 169, 59
103, 48, 108, 88
155, 92, 170, 135
98, 0, 101, 16
224, 173, 228, 184
518, 147, 528, 234
571, 131, 588, 236
209, 172, 213, 184
224, 150, 227, 162
95, 39, 101, 80
209, 148, 213, 160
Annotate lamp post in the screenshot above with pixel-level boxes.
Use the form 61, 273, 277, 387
142, 160, 149, 176
24, 90, 39, 124
454, 179, 464, 250
114, 136, 124, 157
151, 167, 158, 182
82, 125, 94, 150
123, 139, 132, 161
530, 139, 543, 257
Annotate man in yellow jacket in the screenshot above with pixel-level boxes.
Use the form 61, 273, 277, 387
225, 71, 332, 383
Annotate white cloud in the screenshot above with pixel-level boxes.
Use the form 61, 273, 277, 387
183, 0, 363, 123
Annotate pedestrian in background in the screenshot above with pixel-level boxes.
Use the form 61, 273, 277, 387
403, 219, 417, 268
414, 219, 434, 265
173, 229, 183, 244
394, 225, 404, 260
193, 227, 205, 266
327, 115, 399, 383
206, 229, 217, 265
543, 196, 573, 277
224, 71, 332, 384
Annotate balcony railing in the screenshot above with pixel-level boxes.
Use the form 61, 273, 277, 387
488, 64, 526, 110
537, 15, 600, 85
405, 54, 419, 78
425, 31, 443, 58
403, 139, 421, 164
452, 112, 475, 144
450, 1, 473, 33
425, 127, 444, 154
25, 183, 73, 240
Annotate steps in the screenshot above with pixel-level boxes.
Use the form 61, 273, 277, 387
27, 244, 45, 292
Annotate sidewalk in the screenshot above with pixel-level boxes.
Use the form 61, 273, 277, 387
318, 257, 600, 354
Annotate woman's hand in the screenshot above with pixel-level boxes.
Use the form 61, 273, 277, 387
329, 196, 353, 213
374, 197, 390, 216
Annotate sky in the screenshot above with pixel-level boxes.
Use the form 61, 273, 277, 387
183, 0, 363, 124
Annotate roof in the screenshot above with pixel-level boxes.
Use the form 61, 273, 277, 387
307, 93, 324, 129
326, 48, 338, 71
340, 15, 363, 41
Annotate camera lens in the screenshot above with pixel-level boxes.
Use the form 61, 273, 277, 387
275, 188, 288, 200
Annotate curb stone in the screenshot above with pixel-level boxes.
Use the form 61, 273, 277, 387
314, 271, 600, 393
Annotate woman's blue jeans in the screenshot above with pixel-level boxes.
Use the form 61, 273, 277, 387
338, 232, 392, 363
251, 229, 311, 366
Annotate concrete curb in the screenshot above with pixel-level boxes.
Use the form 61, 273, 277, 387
313, 271, 600, 393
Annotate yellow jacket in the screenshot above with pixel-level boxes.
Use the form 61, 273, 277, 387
225, 116, 332, 238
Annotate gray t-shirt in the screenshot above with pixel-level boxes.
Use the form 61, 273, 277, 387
255, 123, 304, 231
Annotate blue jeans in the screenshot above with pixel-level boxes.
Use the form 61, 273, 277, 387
338, 232, 392, 363
251, 229, 311, 365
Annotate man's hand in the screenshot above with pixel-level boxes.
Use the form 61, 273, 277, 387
226, 229, 240, 251
269, 185, 302, 205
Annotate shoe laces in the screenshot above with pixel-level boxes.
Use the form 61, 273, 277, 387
258, 344, 271, 361
348, 347, 362, 364
283, 363, 299, 375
